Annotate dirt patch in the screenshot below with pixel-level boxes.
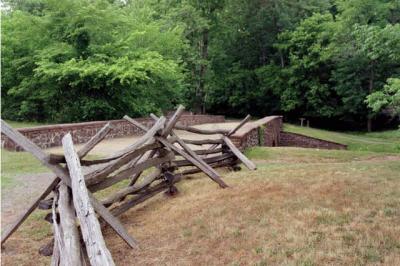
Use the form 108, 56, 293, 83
1, 172, 54, 230
45, 122, 240, 156
364, 155, 400, 161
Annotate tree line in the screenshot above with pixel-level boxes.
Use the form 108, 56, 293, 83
2, 0, 400, 130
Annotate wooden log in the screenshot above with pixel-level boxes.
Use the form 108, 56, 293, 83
58, 183, 82, 265
101, 168, 162, 207
174, 153, 234, 167
127, 150, 153, 186
109, 116, 165, 159
207, 115, 251, 152
227, 115, 251, 136
181, 158, 236, 175
179, 138, 223, 145
111, 175, 182, 217
123, 108, 183, 186
78, 122, 113, 158
89, 152, 174, 192
0, 120, 137, 249
162, 105, 185, 136
62, 134, 115, 266
50, 238, 60, 266
173, 147, 223, 156
157, 136, 228, 188
85, 142, 161, 186
174, 133, 228, 185
149, 113, 158, 120
222, 136, 257, 170
123, 115, 150, 132
86, 116, 164, 186
1, 120, 113, 244
48, 122, 113, 164
52, 192, 64, 266
173, 124, 229, 135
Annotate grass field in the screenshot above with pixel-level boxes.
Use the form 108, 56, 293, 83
1, 125, 400, 265
3, 120, 48, 128
284, 124, 400, 153
1, 149, 49, 189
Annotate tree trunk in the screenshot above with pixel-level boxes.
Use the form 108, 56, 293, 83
367, 66, 374, 132
367, 118, 372, 132
196, 29, 209, 114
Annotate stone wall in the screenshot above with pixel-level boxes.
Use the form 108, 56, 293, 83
279, 132, 347, 150
2, 114, 347, 152
2, 115, 225, 151
229, 116, 283, 151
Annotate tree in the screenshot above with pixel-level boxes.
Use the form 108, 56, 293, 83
332, 23, 400, 131
205, 0, 332, 117
2, 0, 187, 122
273, 13, 337, 118
366, 78, 400, 118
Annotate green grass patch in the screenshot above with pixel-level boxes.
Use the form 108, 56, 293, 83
3, 120, 47, 128
1, 149, 49, 188
283, 124, 400, 153
246, 146, 397, 163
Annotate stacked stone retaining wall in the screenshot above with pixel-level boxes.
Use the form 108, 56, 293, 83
1, 115, 225, 151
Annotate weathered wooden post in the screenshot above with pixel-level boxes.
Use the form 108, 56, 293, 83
300, 118, 305, 127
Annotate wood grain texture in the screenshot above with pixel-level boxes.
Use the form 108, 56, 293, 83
157, 136, 228, 188
57, 183, 82, 265
62, 134, 115, 266
223, 136, 256, 170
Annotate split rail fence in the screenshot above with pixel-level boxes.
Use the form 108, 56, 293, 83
1, 105, 256, 265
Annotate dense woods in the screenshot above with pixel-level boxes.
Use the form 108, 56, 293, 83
2, 0, 400, 130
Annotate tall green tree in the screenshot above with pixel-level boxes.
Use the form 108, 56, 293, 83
366, 78, 400, 118
2, 0, 187, 122
331, 23, 400, 131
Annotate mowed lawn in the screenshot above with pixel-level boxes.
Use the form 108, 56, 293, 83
1, 125, 400, 265
284, 124, 400, 153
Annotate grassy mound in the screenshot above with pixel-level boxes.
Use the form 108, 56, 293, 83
283, 124, 400, 153
3, 147, 399, 265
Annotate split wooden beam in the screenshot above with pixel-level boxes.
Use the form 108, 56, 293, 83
181, 158, 237, 176
0, 120, 138, 249
227, 115, 251, 137
161, 105, 185, 136
157, 136, 228, 188
84, 142, 161, 186
179, 138, 223, 145
105, 115, 165, 160
206, 115, 251, 153
147, 113, 228, 188
56, 182, 83, 265
47, 122, 113, 164
101, 168, 162, 207
222, 136, 256, 170
123, 107, 185, 186
89, 152, 174, 192
174, 124, 229, 135
62, 134, 115, 266
174, 153, 234, 167
111, 175, 183, 217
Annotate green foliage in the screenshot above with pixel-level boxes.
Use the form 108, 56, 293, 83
2, 0, 186, 122
330, 22, 400, 125
274, 13, 336, 117
366, 78, 400, 116
2, 0, 400, 130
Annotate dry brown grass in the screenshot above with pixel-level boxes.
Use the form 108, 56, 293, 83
2, 147, 400, 265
